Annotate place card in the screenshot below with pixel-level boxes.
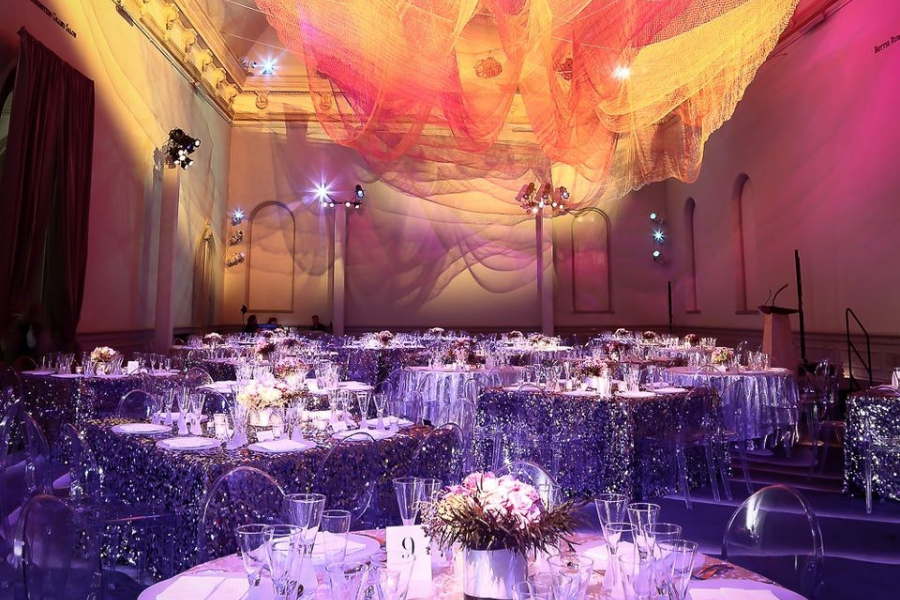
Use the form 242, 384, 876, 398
386, 525, 432, 598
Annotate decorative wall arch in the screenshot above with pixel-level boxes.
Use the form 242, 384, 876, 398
683, 197, 698, 312
246, 201, 296, 313
732, 174, 751, 312
570, 208, 613, 313
0, 61, 17, 179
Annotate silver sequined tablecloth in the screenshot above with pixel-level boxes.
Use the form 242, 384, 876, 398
844, 388, 900, 502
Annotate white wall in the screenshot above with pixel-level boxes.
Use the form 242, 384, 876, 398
665, 0, 900, 337
0, 0, 231, 345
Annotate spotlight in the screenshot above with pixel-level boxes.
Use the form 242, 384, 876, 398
315, 183, 330, 200
653, 230, 665, 243
345, 201, 352, 208
650, 212, 665, 224
652, 249, 667, 264
557, 186, 570, 200
354, 184, 365, 199
541, 183, 552, 202
231, 209, 245, 226
163, 127, 201, 170
613, 65, 631, 80
260, 60, 276, 75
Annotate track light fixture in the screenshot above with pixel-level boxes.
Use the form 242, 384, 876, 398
518, 182, 571, 215
163, 128, 201, 170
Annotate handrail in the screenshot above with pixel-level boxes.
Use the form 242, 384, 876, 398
845, 308, 872, 390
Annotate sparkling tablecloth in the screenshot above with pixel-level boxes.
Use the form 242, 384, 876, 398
844, 388, 900, 502
476, 387, 723, 500
83, 420, 455, 572
20, 370, 180, 440
399, 366, 522, 407
662, 367, 798, 440
342, 347, 430, 385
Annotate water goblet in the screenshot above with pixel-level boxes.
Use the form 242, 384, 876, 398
236, 523, 268, 588
602, 521, 635, 592
373, 393, 388, 430
320, 509, 352, 566
547, 554, 594, 600
264, 524, 304, 600
594, 493, 629, 533
393, 477, 424, 526
627, 502, 661, 559
368, 551, 415, 600
327, 561, 370, 600
511, 580, 551, 600
657, 540, 697, 600
356, 391, 372, 429
618, 550, 653, 600
284, 493, 326, 556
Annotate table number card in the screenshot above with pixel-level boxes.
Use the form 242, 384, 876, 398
386, 525, 432, 598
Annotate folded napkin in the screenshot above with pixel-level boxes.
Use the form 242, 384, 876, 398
114, 423, 170, 434
51, 373, 82, 379
655, 387, 688, 394
340, 381, 371, 390
208, 578, 251, 600
160, 436, 219, 450
248, 439, 315, 453
157, 576, 225, 600
617, 391, 657, 399
333, 428, 395, 441
690, 587, 780, 600
363, 417, 413, 429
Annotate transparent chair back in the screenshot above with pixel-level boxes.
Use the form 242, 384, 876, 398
20, 494, 101, 600
0, 366, 23, 413
409, 423, 464, 484
200, 390, 231, 415
722, 484, 824, 599
182, 367, 213, 391
392, 391, 423, 424
115, 389, 158, 420
57, 424, 103, 502
496, 460, 556, 490
314, 432, 379, 524
197, 466, 285, 561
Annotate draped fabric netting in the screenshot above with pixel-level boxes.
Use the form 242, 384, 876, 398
256, 0, 798, 209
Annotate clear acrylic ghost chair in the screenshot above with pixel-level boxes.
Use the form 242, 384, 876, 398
496, 460, 559, 507
314, 432, 379, 526
0, 366, 23, 413
200, 390, 231, 415
392, 391, 423, 424
716, 379, 754, 498
19, 494, 101, 600
197, 466, 285, 562
182, 367, 213, 391
860, 386, 900, 514
722, 484, 824, 600
114, 390, 158, 421
408, 423, 464, 484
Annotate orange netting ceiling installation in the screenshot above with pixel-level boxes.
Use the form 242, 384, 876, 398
256, 0, 798, 208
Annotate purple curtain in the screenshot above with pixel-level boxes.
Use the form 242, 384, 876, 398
0, 29, 94, 349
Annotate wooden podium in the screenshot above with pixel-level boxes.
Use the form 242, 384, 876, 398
759, 305, 798, 369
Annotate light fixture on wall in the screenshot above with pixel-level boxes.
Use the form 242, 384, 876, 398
517, 183, 571, 216
231, 209, 245, 226
225, 207, 245, 267
225, 251, 246, 267
163, 128, 200, 170
319, 183, 366, 209
652, 249, 668, 265
649, 212, 665, 225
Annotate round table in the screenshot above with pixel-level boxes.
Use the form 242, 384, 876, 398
137, 530, 805, 600
662, 366, 799, 440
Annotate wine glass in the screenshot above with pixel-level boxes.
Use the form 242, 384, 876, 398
393, 477, 423, 526
627, 503, 661, 560
320, 510, 352, 566
601, 521, 634, 592
236, 523, 268, 588
547, 554, 594, 600
264, 525, 304, 600
373, 393, 388, 430
326, 561, 369, 600
284, 493, 326, 557
356, 391, 371, 429
658, 540, 697, 600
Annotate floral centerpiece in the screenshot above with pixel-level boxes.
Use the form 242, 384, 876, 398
274, 357, 308, 379
374, 330, 394, 346
711, 347, 735, 366
603, 340, 622, 360
684, 333, 699, 346
274, 379, 311, 403
507, 331, 524, 340
279, 337, 300, 350
528, 333, 558, 349
423, 472, 578, 600
203, 332, 223, 346
428, 327, 445, 337
614, 328, 630, 338
580, 358, 609, 378
642, 330, 659, 342
258, 329, 274, 339
272, 327, 286, 335
237, 381, 285, 428
90, 346, 118, 374
443, 339, 480, 367
255, 339, 276, 359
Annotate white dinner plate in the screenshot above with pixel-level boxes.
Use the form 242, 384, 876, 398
362, 417, 413, 429
655, 387, 688, 394
112, 423, 171, 435
156, 437, 221, 451
616, 391, 657, 399
247, 439, 317, 454
310, 532, 380, 565
51, 373, 82, 379
339, 381, 372, 390
152, 412, 208, 423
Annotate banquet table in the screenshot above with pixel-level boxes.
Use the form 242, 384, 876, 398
398, 366, 521, 409
137, 529, 804, 600
341, 346, 429, 385
662, 367, 798, 440
20, 369, 180, 440
83, 419, 455, 573
844, 387, 900, 502
477, 386, 723, 500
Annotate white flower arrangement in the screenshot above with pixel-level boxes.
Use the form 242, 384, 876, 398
428, 327, 445, 336
711, 347, 735, 366
90, 346, 118, 364
375, 330, 394, 346
203, 332, 224, 346
236, 381, 284, 411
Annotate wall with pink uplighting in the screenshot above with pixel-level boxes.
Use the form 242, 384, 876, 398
665, 0, 900, 336
0, 0, 231, 342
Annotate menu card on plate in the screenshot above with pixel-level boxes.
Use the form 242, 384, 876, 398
386, 525, 432, 598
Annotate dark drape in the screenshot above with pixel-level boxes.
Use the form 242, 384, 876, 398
0, 29, 95, 350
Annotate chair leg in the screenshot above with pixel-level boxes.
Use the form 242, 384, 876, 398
704, 444, 721, 503
865, 452, 873, 515
718, 444, 733, 501
738, 444, 753, 495
676, 447, 692, 510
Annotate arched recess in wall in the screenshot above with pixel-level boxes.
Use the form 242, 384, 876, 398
192, 220, 215, 329
683, 198, 699, 312
247, 202, 295, 313
732, 174, 752, 313
571, 209, 613, 313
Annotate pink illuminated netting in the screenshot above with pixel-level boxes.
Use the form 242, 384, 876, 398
256, 0, 798, 205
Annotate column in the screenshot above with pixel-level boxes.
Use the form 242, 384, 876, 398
154, 167, 180, 353
332, 205, 347, 336
536, 213, 555, 335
